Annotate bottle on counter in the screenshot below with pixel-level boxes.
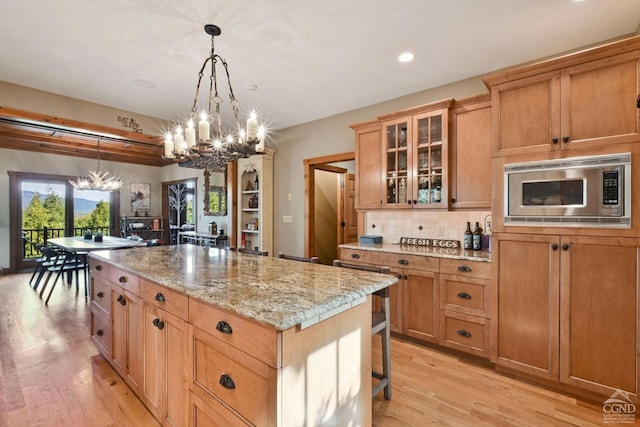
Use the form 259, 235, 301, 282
472, 221, 482, 250
464, 221, 473, 250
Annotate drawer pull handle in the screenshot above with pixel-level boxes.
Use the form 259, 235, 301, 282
118, 276, 127, 283
457, 265, 472, 272
117, 295, 126, 305
95, 265, 102, 271
153, 318, 165, 330
216, 321, 233, 334
398, 259, 409, 265
457, 329, 471, 338
219, 374, 236, 390
96, 329, 104, 336
97, 291, 104, 298
456, 292, 472, 300
351, 253, 361, 259
155, 293, 165, 302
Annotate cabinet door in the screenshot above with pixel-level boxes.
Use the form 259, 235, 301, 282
411, 108, 448, 209
387, 268, 404, 333
125, 291, 143, 396
141, 302, 189, 426
354, 124, 383, 209
494, 233, 560, 380
403, 269, 438, 343
560, 236, 639, 398
111, 284, 126, 376
450, 99, 491, 209
381, 117, 411, 209
560, 51, 640, 149
491, 71, 561, 156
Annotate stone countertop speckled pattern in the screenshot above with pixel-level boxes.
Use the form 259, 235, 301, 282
339, 242, 492, 262
88, 245, 397, 331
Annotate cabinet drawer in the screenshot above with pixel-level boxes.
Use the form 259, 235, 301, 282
440, 258, 491, 279
190, 390, 250, 427
189, 298, 278, 368
440, 275, 489, 317
90, 275, 111, 316
90, 258, 111, 280
141, 279, 188, 320
190, 327, 277, 426
110, 267, 140, 295
339, 248, 372, 264
90, 311, 111, 357
371, 252, 439, 271
440, 311, 489, 357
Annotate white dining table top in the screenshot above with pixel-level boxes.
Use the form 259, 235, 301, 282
47, 236, 147, 252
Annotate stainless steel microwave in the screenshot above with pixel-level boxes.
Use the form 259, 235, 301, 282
504, 153, 631, 228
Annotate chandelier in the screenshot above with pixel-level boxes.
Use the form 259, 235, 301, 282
69, 140, 124, 191
163, 24, 266, 170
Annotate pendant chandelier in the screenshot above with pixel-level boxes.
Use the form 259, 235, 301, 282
163, 24, 266, 170
69, 140, 124, 191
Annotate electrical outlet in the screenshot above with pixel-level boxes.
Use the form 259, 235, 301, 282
380, 224, 387, 233
437, 225, 445, 236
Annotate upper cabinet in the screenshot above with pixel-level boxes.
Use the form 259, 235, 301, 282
486, 40, 640, 157
352, 121, 383, 210
450, 95, 492, 209
378, 100, 452, 210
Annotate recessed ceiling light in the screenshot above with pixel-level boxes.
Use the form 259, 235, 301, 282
398, 52, 414, 63
133, 79, 156, 88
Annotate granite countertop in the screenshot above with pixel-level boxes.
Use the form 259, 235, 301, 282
89, 245, 397, 331
339, 242, 492, 262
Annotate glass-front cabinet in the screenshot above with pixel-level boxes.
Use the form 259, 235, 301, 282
381, 101, 450, 209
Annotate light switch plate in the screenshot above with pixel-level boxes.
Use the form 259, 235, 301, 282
283, 215, 293, 223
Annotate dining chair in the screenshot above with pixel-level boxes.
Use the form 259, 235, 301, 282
39, 249, 87, 305
277, 253, 319, 263
333, 260, 393, 400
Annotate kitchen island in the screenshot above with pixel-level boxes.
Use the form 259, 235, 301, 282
88, 244, 397, 426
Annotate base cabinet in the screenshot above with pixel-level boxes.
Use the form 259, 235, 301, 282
111, 286, 143, 395
494, 233, 639, 399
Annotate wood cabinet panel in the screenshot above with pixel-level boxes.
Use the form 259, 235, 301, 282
440, 258, 491, 280
91, 275, 111, 316
141, 278, 188, 319
440, 275, 488, 317
90, 258, 111, 280
450, 96, 492, 209
110, 266, 140, 294
189, 391, 249, 427
371, 251, 439, 272
560, 236, 639, 397
339, 248, 372, 264
90, 311, 111, 358
441, 311, 489, 356
191, 327, 276, 427
495, 233, 560, 379
353, 122, 382, 209
189, 298, 278, 369
403, 270, 439, 343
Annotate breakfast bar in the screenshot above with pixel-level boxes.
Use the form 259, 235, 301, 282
88, 245, 397, 426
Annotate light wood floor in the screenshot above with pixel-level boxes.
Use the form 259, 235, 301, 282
0, 273, 624, 426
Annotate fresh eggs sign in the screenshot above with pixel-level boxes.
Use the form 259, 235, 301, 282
399, 237, 460, 249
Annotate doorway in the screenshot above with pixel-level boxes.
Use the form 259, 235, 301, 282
304, 152, 358, 264
161, 178, 197, 245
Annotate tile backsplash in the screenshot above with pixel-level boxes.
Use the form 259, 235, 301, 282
364, 210, 491, 244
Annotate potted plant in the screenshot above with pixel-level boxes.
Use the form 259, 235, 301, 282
84, 229, 92, 240
94, 231, 103, 242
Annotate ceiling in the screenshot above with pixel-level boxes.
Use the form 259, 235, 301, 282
0, 0, 639, 166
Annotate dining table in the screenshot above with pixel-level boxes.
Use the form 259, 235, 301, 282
44, 236, 147, 302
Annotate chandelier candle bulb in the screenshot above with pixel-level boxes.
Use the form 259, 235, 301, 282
164, 133, 174, 158
174, 126, 186, 154
247, 112, 258, 139
198, 111, 210, 142
185, 121, 196, 147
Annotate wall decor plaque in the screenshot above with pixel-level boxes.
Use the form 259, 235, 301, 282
399, 237, 460, 249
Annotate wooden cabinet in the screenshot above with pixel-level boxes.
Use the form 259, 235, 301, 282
439, 259, 491, 357
352, 121, 383, 209
488, 50, 640, 157
371, 252, 439, 343
140, 281, 189, 426
494, 233, 639, 399
450, 95, 492, 209
121, 215, 164, 243
378, 101, 451, 209
110, 285, 143, 396
237, 149, 274, 254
